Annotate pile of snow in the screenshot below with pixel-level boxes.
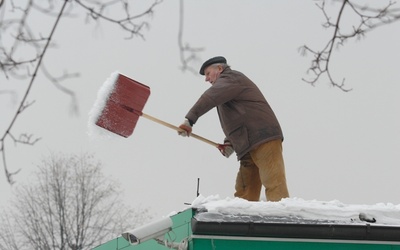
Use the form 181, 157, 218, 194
87, 71, 120, 139
190, 195, 400, 225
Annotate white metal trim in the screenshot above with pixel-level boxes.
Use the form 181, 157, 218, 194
190, 235, 400, 245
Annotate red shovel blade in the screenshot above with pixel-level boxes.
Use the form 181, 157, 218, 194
95, 73, 150, 137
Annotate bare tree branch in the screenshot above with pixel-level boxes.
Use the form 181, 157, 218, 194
40, 66, 80, 115
75, 0, 163, 39
0, 153, 151, 250
0, 0, 68, 184
178, 0, 204, 74
300, 0, 400, 91
0, 0, 163, 183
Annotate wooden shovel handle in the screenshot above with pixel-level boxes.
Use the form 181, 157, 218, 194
141, 113, 219, 147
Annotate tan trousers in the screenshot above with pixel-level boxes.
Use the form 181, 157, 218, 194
234, 139, 289, 202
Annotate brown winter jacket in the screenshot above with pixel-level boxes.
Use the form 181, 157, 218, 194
185, 67, 283, 160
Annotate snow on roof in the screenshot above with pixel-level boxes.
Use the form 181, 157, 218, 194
190, 195, 400, 225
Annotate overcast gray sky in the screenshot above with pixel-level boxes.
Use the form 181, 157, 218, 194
1, 1, 400, 218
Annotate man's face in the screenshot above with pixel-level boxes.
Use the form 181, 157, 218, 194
204, 65, 222, 85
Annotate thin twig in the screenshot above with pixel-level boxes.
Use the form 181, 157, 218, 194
178, 0, 204, 74
301, 0, 400, 91
1, 0, 69, 184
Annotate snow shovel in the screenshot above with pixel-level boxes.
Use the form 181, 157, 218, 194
94, 72, 218, 147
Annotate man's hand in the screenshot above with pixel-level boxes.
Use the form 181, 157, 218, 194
178, 119, 192, 137
217, 142, 234, 158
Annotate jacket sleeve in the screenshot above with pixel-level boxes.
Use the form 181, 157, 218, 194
185, 75, 243, 124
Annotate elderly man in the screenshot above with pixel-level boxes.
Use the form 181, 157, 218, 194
178, 56, 289, 202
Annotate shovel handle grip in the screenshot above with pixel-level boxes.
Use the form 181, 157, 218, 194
141, 113, 219, 147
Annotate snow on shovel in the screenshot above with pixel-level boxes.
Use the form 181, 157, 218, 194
90, 72, 218, 147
